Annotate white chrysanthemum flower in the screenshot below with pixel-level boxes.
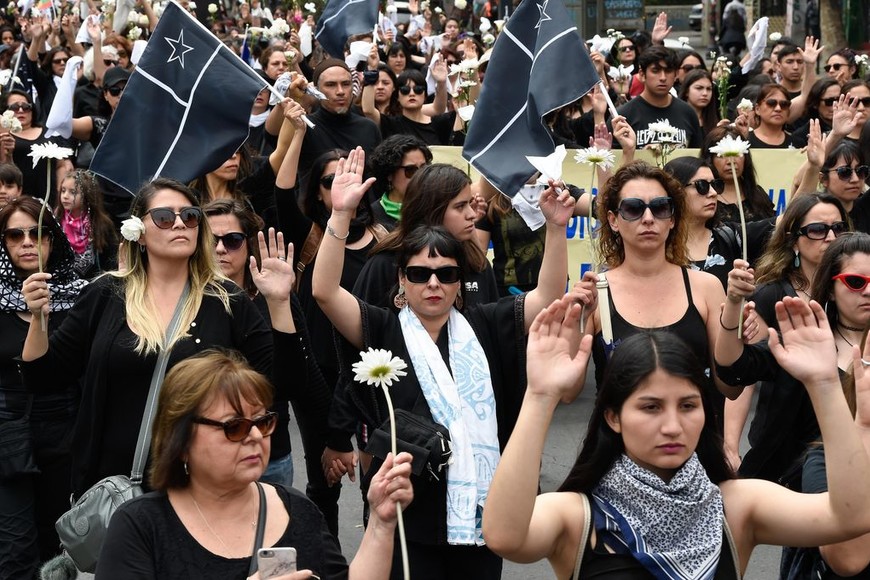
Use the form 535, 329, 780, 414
352, 348, 408, 389
28, 142, 74, 169
270, 18, 290, 37
457, 104, 475, 121
1, 110, 22, 133
304, 2, 316, 12
127, 26, 143, 41
285, 50, 296, 61
574, 146, 616, 170
454, 0, 467, 9
482, 33, 494, 46
709, 134, 751, 158
458, 79, 477, 88
607, 64, 634, 81
208, 3, 217, 13
769, 32, 782, 42
648, 119, 679, 142
120, 216, 146, 242
128, 9, 140, 22
434, 6, 442, 13
138, 13, 150, 26
737, 98, 754, 113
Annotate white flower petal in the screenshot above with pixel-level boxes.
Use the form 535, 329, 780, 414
709, 134, 751, 158
352, 348, 409, 390
574, 146, 616, 170
120, 216, 146, 242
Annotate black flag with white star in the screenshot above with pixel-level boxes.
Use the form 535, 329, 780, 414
90, 1, 268, 195
314, 0, 379, 58
462, 0, 599, 196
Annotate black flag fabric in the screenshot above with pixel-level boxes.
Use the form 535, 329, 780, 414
461, 0, 599, 196
90, 1, 267, 195
314, 0, 379, 58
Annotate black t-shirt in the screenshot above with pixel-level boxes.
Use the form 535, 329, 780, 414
379, 111, 456, 145
748, 129, 796, 149
96, 485, 348, 579
476, 209, 547, 296
616, 95, 703, 149
850, 192, 870, 234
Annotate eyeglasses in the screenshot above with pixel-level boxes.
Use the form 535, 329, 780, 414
2, 226, 52, 243
616, 197, 675, 221
399, 164, 424, 179
680, 64, 701, 73
764, 98, 791, 109
796, 221, 848, 240
145, 206, 203, 229
618, 45, 635, 53
832, 273, 870, 293
823, 63, 846, 73
403, 265, 462, 284
192, 412, 278, 442
820, 97, 841, 107
106, 84, 125, 97
688, 178, 724, 195
213, 232, 247, 251
398, 85, 426, 95
103, 59, 119, 67
319, 174, 335, 189
52, 57, 69, 64
822, 165, 870, 181
7, 102, 32, 112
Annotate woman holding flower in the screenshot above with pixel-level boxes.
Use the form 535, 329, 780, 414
312, 147, 574, 579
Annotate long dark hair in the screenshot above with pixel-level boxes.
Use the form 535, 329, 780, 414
301, 149, 375, 232
55, 169, 118, 254
805, 78, 841, 123
679, 69, 719, 132
810, 232, 870, 329
203, 199, 264, 297
558, 331, 734, 493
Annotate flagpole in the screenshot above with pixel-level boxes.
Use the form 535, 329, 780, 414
598, 80, 619, 119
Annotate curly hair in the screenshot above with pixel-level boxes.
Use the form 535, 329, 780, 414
596, 160, 689, 268
368, 135, 432, 199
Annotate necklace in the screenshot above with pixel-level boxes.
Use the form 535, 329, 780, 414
836, 326, 856, 349
840, 321, 865, 332
190, 486, 257, 553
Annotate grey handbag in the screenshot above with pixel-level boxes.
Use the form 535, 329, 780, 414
55, 283, 189, 573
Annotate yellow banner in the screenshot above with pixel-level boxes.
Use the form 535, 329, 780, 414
430, 147, 806, 284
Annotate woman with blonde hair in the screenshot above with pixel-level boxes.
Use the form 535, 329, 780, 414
19, 177, 303, 505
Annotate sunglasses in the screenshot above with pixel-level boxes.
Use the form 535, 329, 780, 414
617, 197, 674, 221
106, 85, 125, 97
764, 98, 791, 109
820, 97, 841, 106
145, 206, 203, 229
213, 232, 247, 251
796, 221, 848, 240
52, 57, 69, 64
398, 85, 426, 95
192, 412, 278, 442
2, 226, 52, 243
849, 96, 870, 107
399, 164, 424, 179
7, 102, 32, 112
320, 173, 335, 189
832, 273, 870, 293
689, 178, 724, 195
680, 64, 701, 73
403, 265, 462, 284
618, 45, 635, 53
823, 63, 846, 73
823, 165, 870, 181
103, 59, 119, 67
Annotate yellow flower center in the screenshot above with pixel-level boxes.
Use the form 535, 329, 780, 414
370, 364, 392, 379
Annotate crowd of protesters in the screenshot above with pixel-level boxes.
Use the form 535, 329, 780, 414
0, 0, 870, 579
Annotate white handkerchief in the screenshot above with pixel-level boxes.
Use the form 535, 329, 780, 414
743, 17, 769, 74
526, 145, 566, 183
512, 185, 547, 230
345, 41, 371, 70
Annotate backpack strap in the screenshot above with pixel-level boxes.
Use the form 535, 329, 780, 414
294, 224, 324, 293
571, 492, 592, 580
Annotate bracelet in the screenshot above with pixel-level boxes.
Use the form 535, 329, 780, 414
326, 222, 350, 240
719, 310, 739, 332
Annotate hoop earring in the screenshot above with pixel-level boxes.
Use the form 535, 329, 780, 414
454, 291, 463, 310
793, 250, 800, 268
393, 285, 407, 309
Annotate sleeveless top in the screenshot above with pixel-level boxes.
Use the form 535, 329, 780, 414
591, 268, 709, 386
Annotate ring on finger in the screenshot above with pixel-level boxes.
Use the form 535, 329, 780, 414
862, 358, 870, 367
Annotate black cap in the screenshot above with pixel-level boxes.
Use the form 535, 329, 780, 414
103, 66, 131, 89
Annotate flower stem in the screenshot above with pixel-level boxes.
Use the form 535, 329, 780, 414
382, 385, 410, 580
731, 160, 748, 336
588, 168, 597, 268
36, 162, 49, 332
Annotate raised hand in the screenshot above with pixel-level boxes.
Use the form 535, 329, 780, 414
832, 94, 860, 138
330, 146, 376, 215
367, 452, 414, 523
539, 180, 576, 227
367, 41, 380, 70
798, 35, 823, 65
283, 98, 308, 131
805, 118, 827, 167
249, 229, 295, 301
768, 297, 838, 385
591, 121, 613, 150
852, 341, 870, 430
726, 259, 756, 302
612, 115, 636, 152
430, 53, 448, 83
651, 12, 672, 44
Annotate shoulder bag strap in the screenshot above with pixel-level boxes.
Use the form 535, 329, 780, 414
571, 493, 592, 580
294, 224, 324, 293
130, 281, 191, 483
248, 482, 268, 576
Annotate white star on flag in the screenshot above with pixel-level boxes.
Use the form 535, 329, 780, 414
165, 30, 194, 68
536, 0, 551, 28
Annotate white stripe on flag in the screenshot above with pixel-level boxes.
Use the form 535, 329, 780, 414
152, 43, 222, 178
501, 27, 534, 61
133, 67, 190, 107
468, 102, 528, 165
315, 0, 368, 39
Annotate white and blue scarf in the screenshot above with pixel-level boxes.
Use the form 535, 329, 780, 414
592, 454, 724, 580
399, 306, 500, 546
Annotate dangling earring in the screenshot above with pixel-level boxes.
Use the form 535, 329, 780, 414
139, 244, 146, 254
183, 461, 189, 475
394, 285, 407, 309
793, 250, 801, 268
454, 290, 463, 310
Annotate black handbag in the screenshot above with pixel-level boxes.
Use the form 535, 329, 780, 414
0, 395, 39, 480
366, 409, 452, 481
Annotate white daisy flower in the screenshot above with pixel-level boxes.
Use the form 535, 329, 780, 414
574, 146, 616, 170
709, 134, 751, 158
120, 216, 146, 242
648, 119, 679, 141
352, 348, 408, 389
607, 64, 634, 81
28, 142, 73, 170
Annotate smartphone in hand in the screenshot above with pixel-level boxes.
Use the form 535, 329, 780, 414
258, 547, 297, 579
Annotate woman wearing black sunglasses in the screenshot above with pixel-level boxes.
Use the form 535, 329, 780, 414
748, 84, 797, 149
716, 193, 852, 483
368, 135, 433, 230
577, 161, 735, 427
817, 140, 870, 233
362, 46, 458, 146
0, 197, 85, 579
312, 147, 574, 578
18, 178, 306, 543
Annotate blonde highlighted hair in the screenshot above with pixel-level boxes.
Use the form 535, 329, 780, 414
110, 178, 232, 355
